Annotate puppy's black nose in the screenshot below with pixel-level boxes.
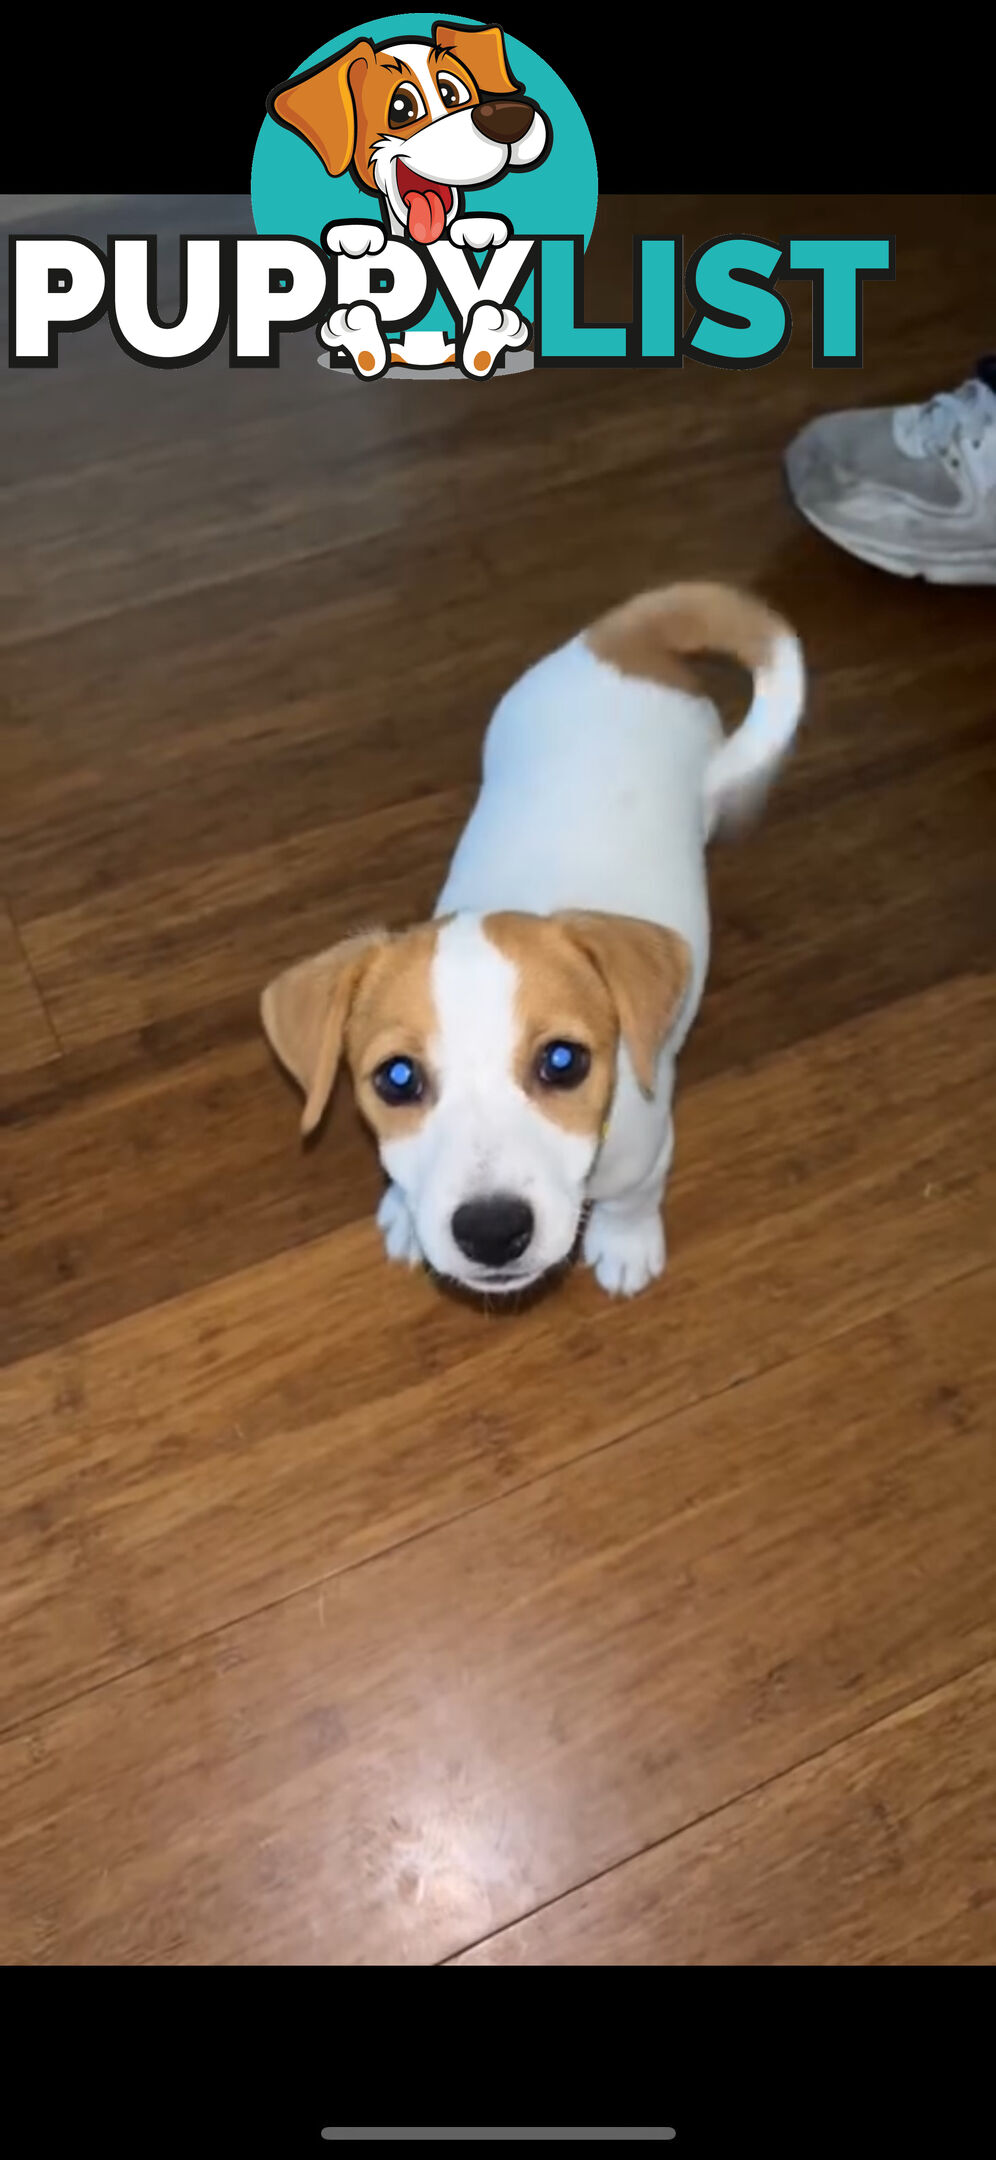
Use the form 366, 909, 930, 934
471, 98, 535, 145
451, 1195, 534, 1268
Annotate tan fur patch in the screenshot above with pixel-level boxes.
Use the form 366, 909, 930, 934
348, 49, 479, 190
585, 580, 781, 696
586, 595, 697, 691
483, 913, 619, 1139
345, 921, 444, 1141
270, 29, 507, 190
433, 22, 521, 99
261, 922, 444, 1138
261, 928, 385, 1136
555, 912, 692, 1095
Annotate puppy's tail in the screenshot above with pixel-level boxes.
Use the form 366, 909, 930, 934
587, 581, 805, 835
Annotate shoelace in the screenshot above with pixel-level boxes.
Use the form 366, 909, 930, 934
896, 378, 996, 457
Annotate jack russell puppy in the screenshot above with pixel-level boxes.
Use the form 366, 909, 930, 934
267, 21, 549, 374
262, 584, 805, 1298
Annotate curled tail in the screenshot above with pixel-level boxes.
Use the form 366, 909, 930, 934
586, 581, 805, 834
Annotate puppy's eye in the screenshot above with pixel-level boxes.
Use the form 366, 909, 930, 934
389, 85, 424, 126
437, 73, 471, 110
536, 1040, 591, 1089
372, 1055, 426, 1106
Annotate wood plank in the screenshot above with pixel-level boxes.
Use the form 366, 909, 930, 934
0, 197, 335, 491
0, 965, 991, 1371
0, 908, 59, 1074
0, 535, 495, 854
0, 354, 628, 647
5, 492, 994, 917
1, 1265, 992, 1964
0, 195, 128, 222
5, 408, 993, 876
7, 192, 837, 646
452, 1663, 996, 1966
2, 190, 991, 657
18, 783, 472, 1048
2, 190, 989, 534
1, 977, 992, 1724
1, 191, 644, 514
11, 725, 992, 1076
2, 563, 989, 889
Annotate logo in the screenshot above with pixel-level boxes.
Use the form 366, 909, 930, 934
7, 15, 894, 375
253, 14, 594, 380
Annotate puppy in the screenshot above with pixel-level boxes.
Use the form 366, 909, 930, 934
268, 22, 549, 245
262, 584, 804, 1298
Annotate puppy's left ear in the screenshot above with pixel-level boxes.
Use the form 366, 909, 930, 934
261, 929, 385, 1137
557, 911, 693, 1096
432, 20, 522, 96
267, 40, 375, 177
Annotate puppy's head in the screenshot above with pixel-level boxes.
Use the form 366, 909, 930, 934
261, 911, 691, 1295
267, 23, 549, 243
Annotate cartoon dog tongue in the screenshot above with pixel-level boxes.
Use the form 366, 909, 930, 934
406, 187, 446, 245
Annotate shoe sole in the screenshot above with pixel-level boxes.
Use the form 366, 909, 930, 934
790, 497, 996, 585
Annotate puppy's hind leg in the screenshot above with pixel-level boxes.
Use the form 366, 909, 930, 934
460, 300, 529, 379
583, 1120, 675, 1298
320, 301, 390, 379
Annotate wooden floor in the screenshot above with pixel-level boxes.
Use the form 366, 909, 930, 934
1, 194, 994, 1967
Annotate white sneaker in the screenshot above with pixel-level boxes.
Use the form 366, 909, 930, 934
784, 363, 996, 583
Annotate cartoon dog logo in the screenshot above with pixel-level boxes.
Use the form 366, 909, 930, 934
267, 20, 550, 373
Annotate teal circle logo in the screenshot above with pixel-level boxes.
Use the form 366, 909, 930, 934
251, 16, 597, 363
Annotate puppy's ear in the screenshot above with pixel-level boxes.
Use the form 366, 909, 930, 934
556, 911, 692, 1096
432, 20, 522, 96
267, 40, 375, 177
261, 930, 385, 1137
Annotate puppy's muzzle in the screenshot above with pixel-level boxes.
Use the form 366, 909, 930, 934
471, 98, 537, 145
452, 1194, 534, 1269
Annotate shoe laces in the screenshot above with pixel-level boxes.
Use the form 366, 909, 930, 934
896, 378, 996, 458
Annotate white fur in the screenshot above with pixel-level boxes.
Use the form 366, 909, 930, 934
450, 214, 510, 250
380, 915, 592, 1289
375, 625, 801, 1295
704, 631, 806, 833
319, 301, 389, 376
372, 42, 548, 238
460, 300, 530, 377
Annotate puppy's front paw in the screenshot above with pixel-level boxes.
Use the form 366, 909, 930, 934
583, 1205, 665, 1297
323, 222, 387, 258
449, 214, 510, 251
377, 1183, 422, 1268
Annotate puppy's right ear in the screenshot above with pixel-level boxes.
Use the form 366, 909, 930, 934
261, 930, 385, 1137
266, 40, 375, 177
431, 21, 523, 96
